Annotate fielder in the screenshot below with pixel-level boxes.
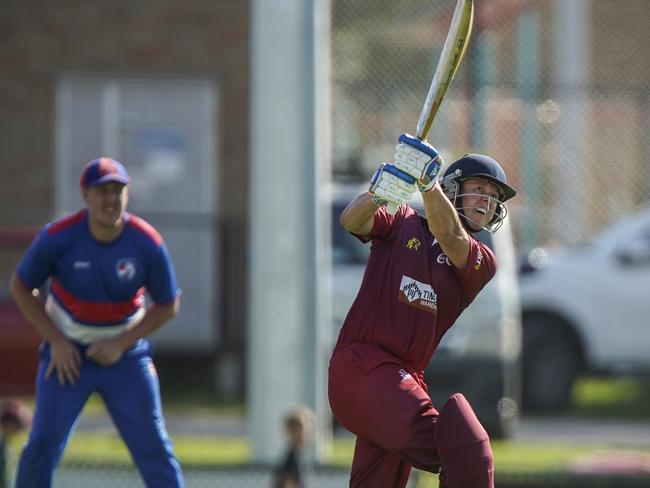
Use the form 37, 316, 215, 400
328, 134, 516, 488
10, 157, 184, 487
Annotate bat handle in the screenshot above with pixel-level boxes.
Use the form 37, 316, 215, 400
387, 202, 399, 215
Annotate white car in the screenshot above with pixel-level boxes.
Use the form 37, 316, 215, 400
519, 204, 650, 411
331, 184, 522, 438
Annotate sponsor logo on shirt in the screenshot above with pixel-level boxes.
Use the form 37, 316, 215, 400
406, 237, 421, 251
431, 239, 452, 266
436, 253, 452, 266
116, 258, 136, 281
398, 275, 438, 313
73, 261, 91, 270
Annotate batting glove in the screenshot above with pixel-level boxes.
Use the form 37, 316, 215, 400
393, 133, 443, 192
368, 163, 417, 210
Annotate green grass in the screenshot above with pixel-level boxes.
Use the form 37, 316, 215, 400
50, 435, 650, 469
61, 434, 251, 465
414, 441, 650, 488
326, 439, 650, 471
7, 432, 648, 488
13, 419, 646, 470
7, 376, 650, 473
570, 376, 650, 419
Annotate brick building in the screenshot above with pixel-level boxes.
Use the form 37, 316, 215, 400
0, 1, 251, 397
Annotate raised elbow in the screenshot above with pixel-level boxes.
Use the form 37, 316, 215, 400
339, 210, 366, 236
339, 210, 356, 233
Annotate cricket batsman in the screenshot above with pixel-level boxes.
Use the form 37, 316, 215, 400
328, 134, 516, 487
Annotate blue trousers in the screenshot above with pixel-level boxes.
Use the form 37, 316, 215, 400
15, 340, 184, 487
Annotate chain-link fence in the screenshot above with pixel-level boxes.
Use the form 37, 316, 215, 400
331, 0, 650, 250
49, 462, 414, 487
39, 462, 650, 487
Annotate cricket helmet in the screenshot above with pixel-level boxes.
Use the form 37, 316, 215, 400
440, 154, 516, 233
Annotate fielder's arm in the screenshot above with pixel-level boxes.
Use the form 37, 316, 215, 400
421, 182, 470, 269
9, 272, 82, 384
10, 272, 67, 344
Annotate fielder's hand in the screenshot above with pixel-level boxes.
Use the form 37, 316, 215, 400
47, 336, 81, 385
368, 163, 417, 211
86, 337, 126, 366
393, 133, 443, 192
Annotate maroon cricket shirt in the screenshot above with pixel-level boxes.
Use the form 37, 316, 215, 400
334, 203, 497, 374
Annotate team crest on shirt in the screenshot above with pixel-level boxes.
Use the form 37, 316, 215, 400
116, 258, 136, 281
406, 237, 421, 251
398, 275, 438, 314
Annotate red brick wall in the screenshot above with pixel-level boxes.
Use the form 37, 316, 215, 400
0, 1, 250, 376
0, 0, 249, 225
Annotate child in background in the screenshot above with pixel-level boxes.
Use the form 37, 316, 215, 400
273, 406, 314, 488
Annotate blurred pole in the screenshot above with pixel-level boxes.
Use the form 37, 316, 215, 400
647, 94, 650, 194
248, 0, 332, 465
516, 9, 541, 249
552, 0, 590, 244
311, 0, 334, 464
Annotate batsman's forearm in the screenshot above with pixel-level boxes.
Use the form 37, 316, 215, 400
115, 297, 180, 351
422, 183, 470, 267
9, 272, 68, 344
339, 192, 379, 236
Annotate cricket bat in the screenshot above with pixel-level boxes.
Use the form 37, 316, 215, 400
387, 0, 474, 214
416, 0, 475, 140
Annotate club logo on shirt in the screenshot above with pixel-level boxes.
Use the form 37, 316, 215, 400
406, 237, 421, 251
398, 275, 438, 314
116, 258, 136, 281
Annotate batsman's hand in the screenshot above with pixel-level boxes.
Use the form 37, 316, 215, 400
368, 163, 417, 213
393, 133, 443, 192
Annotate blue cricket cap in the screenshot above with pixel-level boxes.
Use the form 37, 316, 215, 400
80, 157, 130, 189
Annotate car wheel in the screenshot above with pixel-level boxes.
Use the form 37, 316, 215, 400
522, 315, 581, 412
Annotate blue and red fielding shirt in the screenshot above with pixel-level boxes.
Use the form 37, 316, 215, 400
16, 209, 180, 344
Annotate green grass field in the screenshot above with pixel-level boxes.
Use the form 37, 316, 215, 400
7, 430, 645, 478
6, 376, 650, 475
571, 376, 650, 419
